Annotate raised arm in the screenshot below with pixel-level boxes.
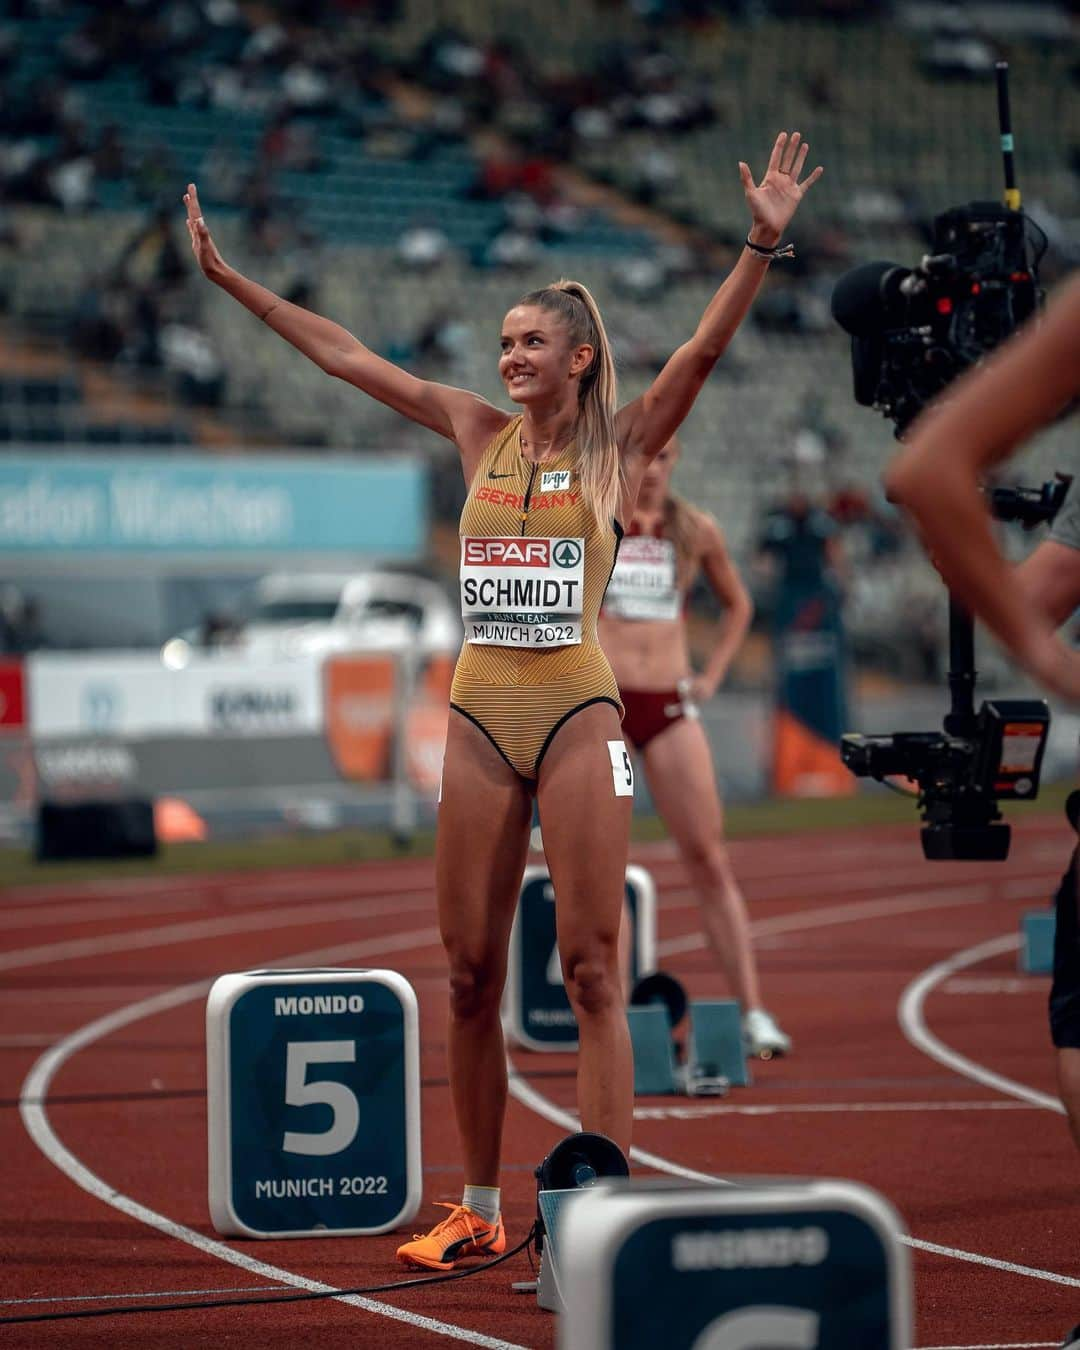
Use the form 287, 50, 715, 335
617, 133, 822, 479
691, 516, 754, 702
183, 184, 507, 465
885, 273, 1080, 700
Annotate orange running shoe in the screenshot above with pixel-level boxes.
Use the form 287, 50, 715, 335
396, 1203, 506, 1271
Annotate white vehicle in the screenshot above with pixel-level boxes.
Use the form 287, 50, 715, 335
163, 571, 460, 664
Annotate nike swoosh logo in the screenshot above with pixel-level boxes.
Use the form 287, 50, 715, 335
488, 472, 515, 479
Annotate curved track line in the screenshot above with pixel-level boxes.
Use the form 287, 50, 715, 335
507, 1066, 730, 1185
19, 927, 529, 1350
509, 882, 1080, 1292
898, 933, 1064, 1114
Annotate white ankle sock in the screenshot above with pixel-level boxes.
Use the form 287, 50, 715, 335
462, 1184, 500, 1225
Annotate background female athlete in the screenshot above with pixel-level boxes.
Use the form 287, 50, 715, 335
599, 437, 791, 1058
184, 129, 820, 1269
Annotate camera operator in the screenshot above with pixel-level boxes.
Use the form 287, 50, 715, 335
885, 271, 1080, 1152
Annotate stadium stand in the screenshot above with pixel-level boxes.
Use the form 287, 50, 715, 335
0, 0, 1075, 667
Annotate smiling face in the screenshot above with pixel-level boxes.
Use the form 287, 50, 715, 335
499, 304, 594, 405
638, 438, 679, 510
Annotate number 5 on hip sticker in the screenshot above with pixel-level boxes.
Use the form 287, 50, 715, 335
607, 740, 634, 797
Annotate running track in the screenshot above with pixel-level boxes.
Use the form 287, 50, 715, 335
1, 816, 1078, 1348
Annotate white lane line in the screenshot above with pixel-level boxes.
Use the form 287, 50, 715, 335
0, 1285, 285, 1307
19, 927, 527, 1350
631, 1101, 1038, 1120
897, 934, 1064, 1114
942, 978, 1043, 995
0, 890, 436, 973
3, 866, 441, 919
509, 879, 1080, 1293
0, 988, 167, 1004
658, 881, 1002, 958
907, 1238, 1080, 1289
661, 868, 1059, 915
2, 897, 205, 930
3, 876, 211, 903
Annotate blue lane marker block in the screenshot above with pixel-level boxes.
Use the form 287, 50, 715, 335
206, 968, 421, 1238
559, 1178, 913, 1349
628, 1005, 678, 1095
1020, 911, 1055, 974
689, 1000, 751, 1088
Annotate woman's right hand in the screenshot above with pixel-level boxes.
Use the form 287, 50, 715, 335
183, 182, 227, 282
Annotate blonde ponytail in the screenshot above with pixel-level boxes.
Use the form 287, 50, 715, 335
517, 279, 622, 527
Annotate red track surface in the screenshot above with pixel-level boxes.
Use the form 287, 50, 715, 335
2, 816, 1078, 1349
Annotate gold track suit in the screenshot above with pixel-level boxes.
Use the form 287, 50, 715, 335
452, 416, 623, 779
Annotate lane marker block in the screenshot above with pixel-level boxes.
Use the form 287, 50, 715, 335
628, 1005, 679, 1095
559, 1177, 912, 1348
206, 967, 421, 1238
1020, 910, 1055, 974
689, 1000, 750, 1090
505, 864, 656, 1052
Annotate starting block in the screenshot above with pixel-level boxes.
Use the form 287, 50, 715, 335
688, 1001, 750, 1090
515, 1131, 630, 1313
629, 973, 749, 1095
628, 1005, 681, 1096
558, 1176, 912, 1349
206, 967, 421, 1238
504, 864, 656, 1051
1020, 910, 1055, 974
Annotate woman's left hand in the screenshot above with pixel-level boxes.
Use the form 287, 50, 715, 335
684, 675, 717, 705
739, 131, 823, 245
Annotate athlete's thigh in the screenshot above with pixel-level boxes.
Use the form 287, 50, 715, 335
642, 716, 725, 850
536, 702, 633, 952
435, 709, 532, 964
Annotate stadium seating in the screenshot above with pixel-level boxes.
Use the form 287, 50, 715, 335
0, 0, 1074, 647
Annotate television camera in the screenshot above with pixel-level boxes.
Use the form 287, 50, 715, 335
831, 63, 1063, 860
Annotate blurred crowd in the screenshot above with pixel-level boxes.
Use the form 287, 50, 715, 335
0, 0, 1074, 680
1, 0, 1075, 365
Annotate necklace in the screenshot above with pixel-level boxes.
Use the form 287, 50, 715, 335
520, 428, 573, 463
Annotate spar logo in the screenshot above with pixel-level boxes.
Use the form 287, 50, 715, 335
553, 540, 582, 568
464, 538, 551, 567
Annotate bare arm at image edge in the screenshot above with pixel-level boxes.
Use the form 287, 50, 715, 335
885, 274, 1080, 699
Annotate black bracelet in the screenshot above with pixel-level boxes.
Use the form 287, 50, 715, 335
745, 234, 795, 260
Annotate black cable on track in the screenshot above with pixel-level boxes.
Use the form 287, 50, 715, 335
0, 1224, 540, 1326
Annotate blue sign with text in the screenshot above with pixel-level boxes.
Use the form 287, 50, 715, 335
207, 969, 421, 1238
558, 1181, 911, 1350
0, 454, 426, 557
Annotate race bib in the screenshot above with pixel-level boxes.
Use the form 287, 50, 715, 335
461, 536, 585, 647
604, 536, 679, 621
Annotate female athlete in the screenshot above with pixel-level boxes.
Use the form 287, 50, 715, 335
184, 129, 821, 1268
599, 437, 791, 1058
